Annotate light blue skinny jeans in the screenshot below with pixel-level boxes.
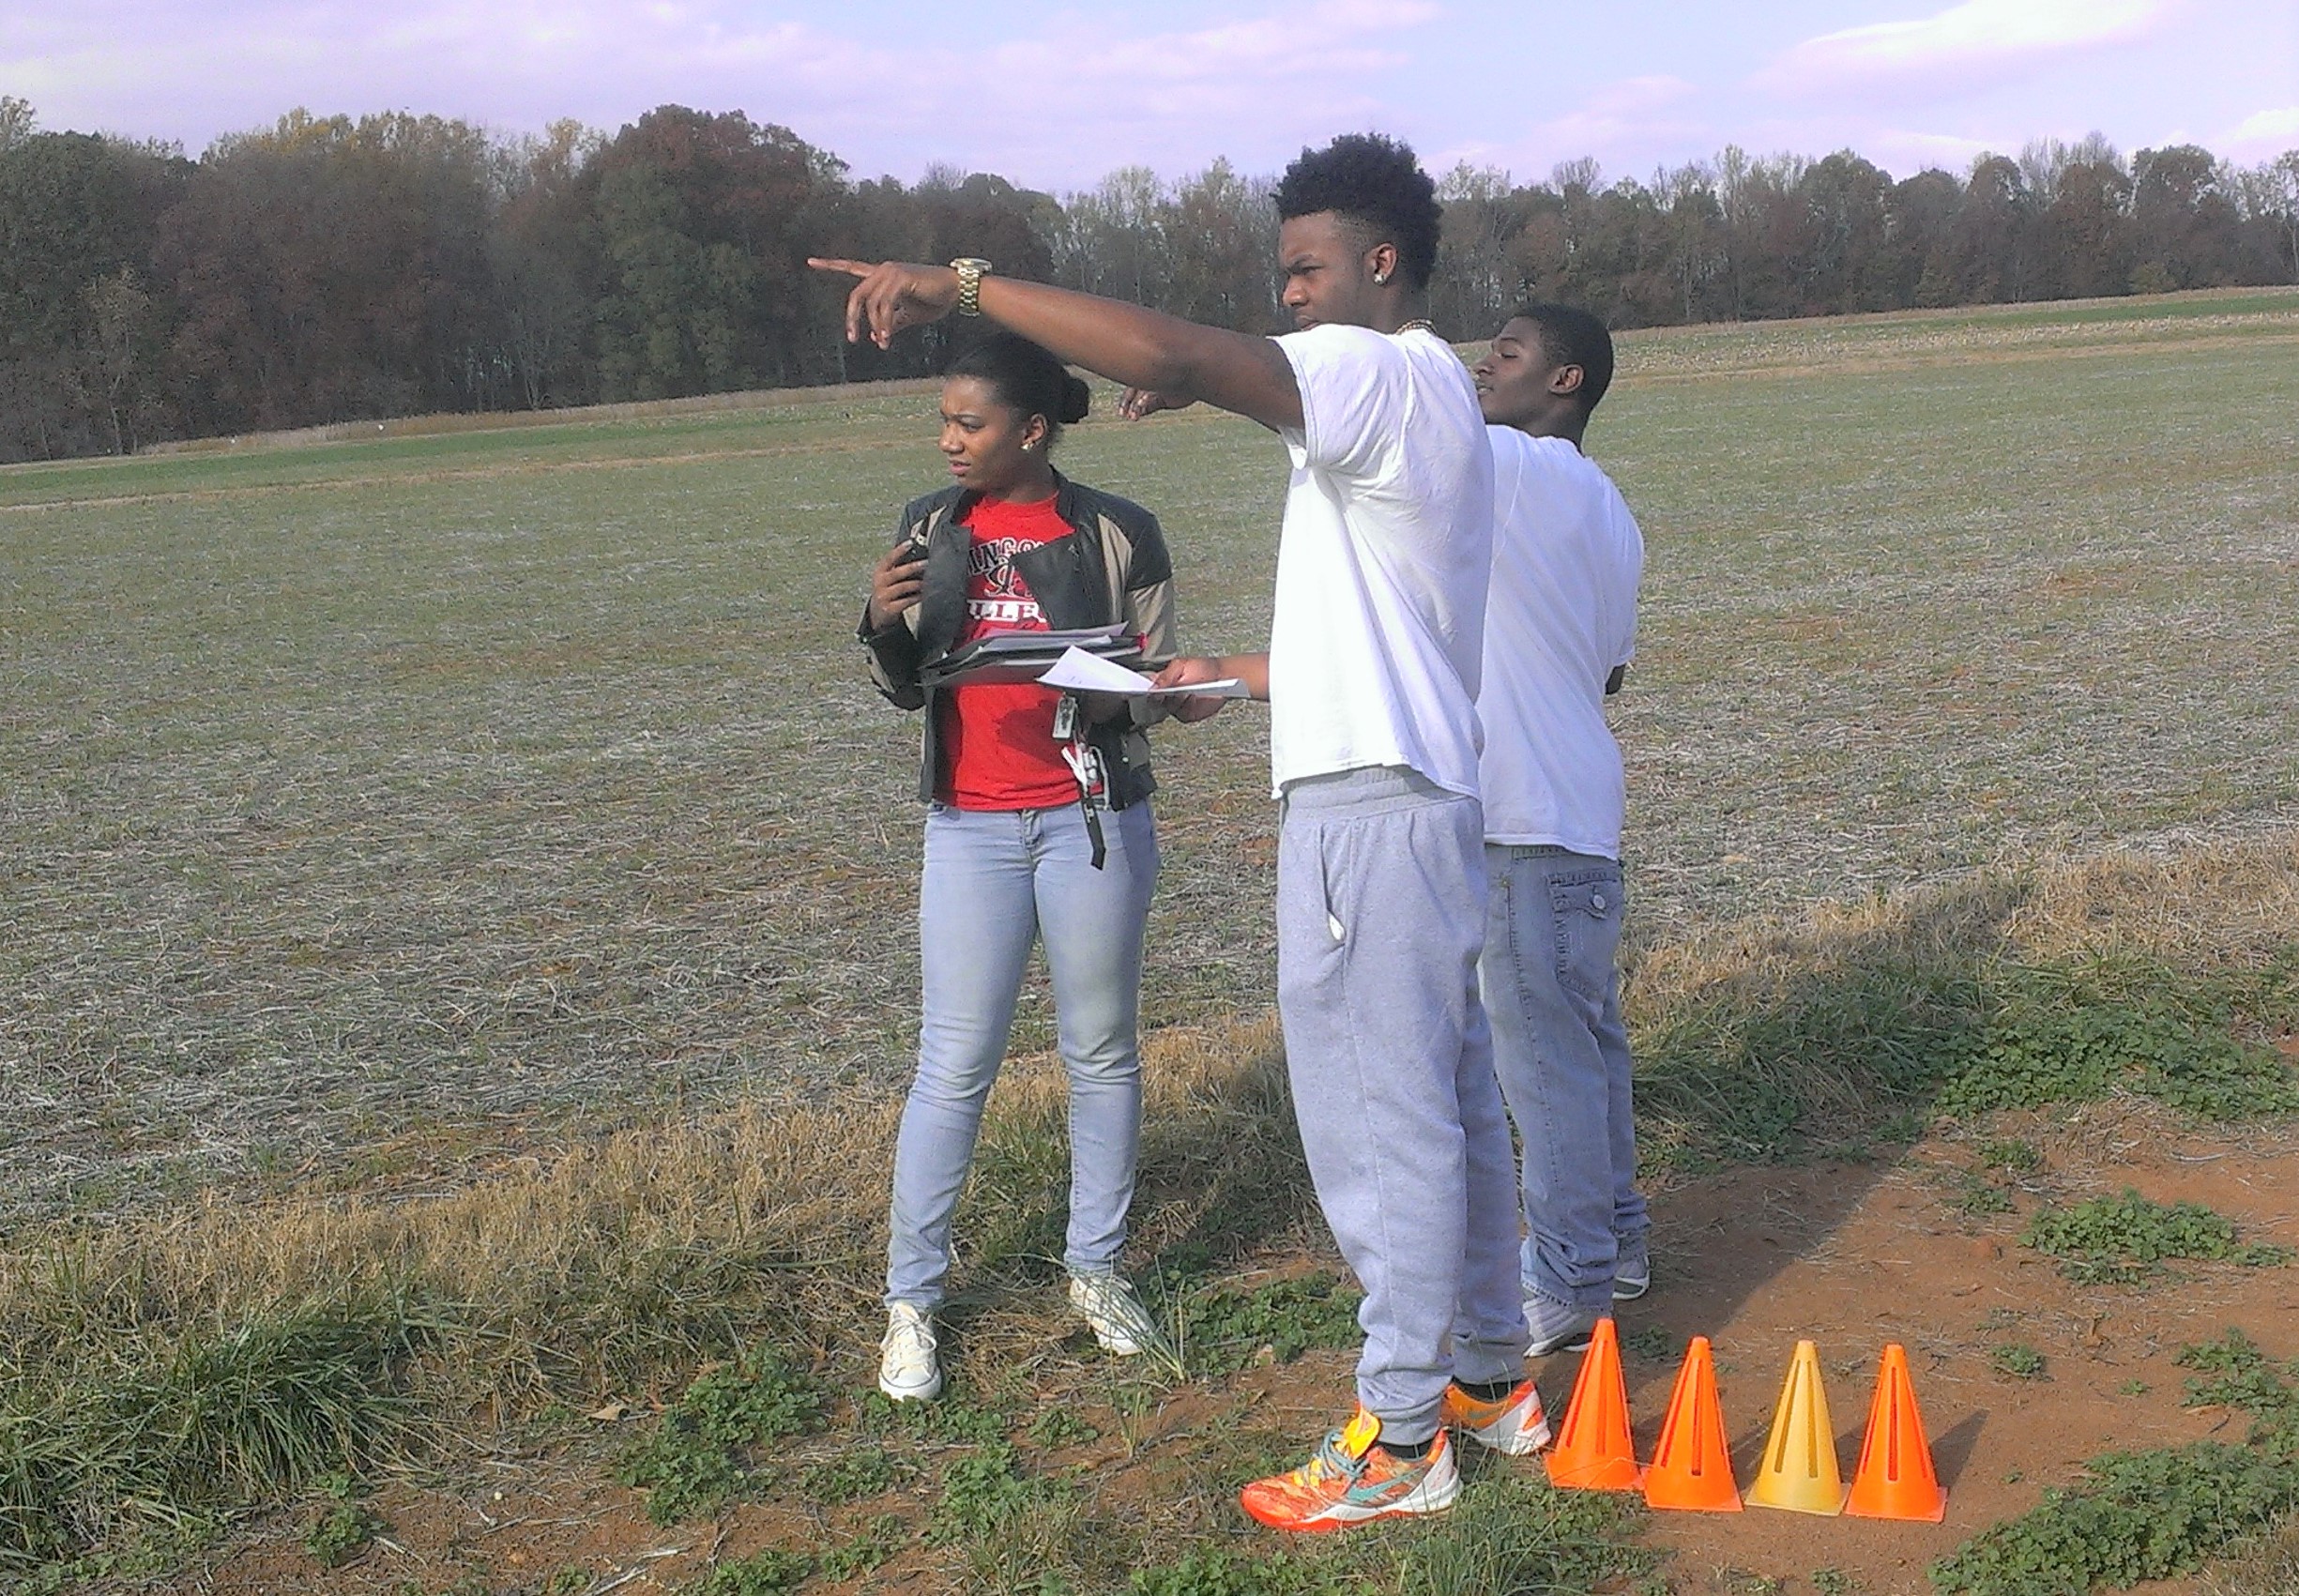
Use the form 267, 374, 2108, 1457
885, 798, 1158, 1310
1481, 844, 1651, 1314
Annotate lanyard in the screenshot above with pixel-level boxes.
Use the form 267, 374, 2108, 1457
1054, 694, 1108, 871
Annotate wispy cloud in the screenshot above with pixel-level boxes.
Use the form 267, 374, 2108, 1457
0, 1, 1447, 182
1756, 0, 2177, 96
2220, 104, 2299, 159
1860, 127, 1993, 173
967, 2, 1439, 146
999, 0, 1442, 85
1438, 75, 1706, 184
6, 1, 2283, 191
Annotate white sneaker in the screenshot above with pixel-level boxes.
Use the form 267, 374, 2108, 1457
878, 1302, 943, 1402
1066, 1270, 1169, 1359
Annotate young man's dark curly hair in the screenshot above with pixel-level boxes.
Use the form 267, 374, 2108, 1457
1272, 132, 1443, 293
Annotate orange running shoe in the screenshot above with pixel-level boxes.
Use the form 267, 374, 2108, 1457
1238, 1408, 1460, 1532
1441, 1376, 1552, 1455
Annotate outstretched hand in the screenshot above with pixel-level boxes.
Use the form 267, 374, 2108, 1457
808, 258, 961, 348
1151, 657, 1230, 722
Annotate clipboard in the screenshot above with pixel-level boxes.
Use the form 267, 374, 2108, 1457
922, 624, 1143, 689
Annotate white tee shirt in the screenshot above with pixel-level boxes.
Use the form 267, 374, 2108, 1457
1267, 324, 1494, 798
1478, 429, 1643, 858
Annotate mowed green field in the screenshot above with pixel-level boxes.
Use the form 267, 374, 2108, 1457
4, 290, 2296, 1223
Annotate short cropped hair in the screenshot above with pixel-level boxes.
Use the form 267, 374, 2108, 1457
1274, 133, 1442, 292
1513, 302, 1615, 415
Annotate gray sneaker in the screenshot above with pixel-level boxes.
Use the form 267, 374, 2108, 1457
1523, 1288, 1603, 1358
1067, 1269, 1171, 1360
1612, 1241, 1652, 1302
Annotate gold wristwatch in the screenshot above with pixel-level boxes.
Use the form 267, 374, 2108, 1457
951, 257, 992, 316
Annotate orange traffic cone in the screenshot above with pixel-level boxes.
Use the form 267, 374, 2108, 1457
1545, 1316, 1642, 1491
1847, 1344, 1948, 1522
1743, 1339, 1846, 1514
1642, 1336, 1743, 1512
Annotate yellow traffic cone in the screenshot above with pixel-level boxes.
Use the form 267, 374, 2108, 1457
1744, 1339, 1847, 1514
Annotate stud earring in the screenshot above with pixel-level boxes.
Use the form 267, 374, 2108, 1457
1374, 271, 1389, 284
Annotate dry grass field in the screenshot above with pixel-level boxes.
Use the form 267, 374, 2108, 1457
3, 287, 2298, 1596
5, 286, 2294, 1224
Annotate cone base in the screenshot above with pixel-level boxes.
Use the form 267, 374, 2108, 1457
1645, 1481, 1744, 1512
1743, 1484, 1848, 1516
1847, 1486, 1947, 1523
1546, 1455, 1644, 1492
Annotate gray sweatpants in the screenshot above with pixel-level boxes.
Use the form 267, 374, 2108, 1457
1276, 766, 1529, 1444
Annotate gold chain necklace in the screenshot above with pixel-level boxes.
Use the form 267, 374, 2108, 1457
1393, 318, 1435, 336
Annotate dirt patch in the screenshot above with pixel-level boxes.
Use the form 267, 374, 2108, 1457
1619, 1101, 2298, 1594
151, 1101, 2299, 1596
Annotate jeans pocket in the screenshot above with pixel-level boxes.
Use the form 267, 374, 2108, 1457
1547, 868, 1623, 1004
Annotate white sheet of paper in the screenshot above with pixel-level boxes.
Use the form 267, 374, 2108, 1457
1147, 677, 1249, 698
1036, 646, 1247, 698
1037, 646, 1150, 693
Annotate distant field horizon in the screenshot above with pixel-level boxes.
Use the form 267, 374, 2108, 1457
0, 282, 2284, 475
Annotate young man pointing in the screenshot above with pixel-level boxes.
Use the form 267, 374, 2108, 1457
815, 133, 1541, 1531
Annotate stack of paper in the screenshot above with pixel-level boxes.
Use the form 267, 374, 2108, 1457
921, 625, 1140, 688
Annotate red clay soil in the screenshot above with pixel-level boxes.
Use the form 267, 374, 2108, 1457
160, 1101, 2299, 1596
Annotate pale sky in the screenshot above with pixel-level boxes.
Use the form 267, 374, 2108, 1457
6, 1, 2296, 189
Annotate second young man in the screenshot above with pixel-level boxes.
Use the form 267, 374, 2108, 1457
1470, 305, 1652, 1355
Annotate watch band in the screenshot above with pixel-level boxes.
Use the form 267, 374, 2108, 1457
951, 257, 992, 317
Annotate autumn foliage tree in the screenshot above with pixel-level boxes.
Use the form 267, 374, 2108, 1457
1, 94, 2295, 463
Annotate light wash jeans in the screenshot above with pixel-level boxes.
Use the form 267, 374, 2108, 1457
885, 798, 1158, 1310
1481, 844, 1651, 1314
1277, 768, 1527, 1445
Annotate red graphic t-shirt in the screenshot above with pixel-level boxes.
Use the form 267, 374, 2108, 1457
939, 494, 1084, 810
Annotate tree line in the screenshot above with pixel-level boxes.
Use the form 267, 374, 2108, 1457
3, 94, 2295, 464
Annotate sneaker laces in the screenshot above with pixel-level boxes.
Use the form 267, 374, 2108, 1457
883, 1309, 933, 1358
1299, 1428, 1369, 1486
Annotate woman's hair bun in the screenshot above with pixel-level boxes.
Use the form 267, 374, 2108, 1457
1058, 373, 1091, 425
947, 331, 1088, 448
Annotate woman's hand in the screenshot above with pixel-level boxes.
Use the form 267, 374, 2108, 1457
868, 541, 927, 632
1151, 657, 1231, 723
810, 258, 960, 349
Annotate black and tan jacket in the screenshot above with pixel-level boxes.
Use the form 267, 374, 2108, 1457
859, 472, 1178, 811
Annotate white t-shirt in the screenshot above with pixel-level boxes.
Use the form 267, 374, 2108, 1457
1266, 324, 1494, 798
1478, 429, 1643, 858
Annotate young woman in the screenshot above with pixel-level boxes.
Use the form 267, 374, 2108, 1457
858, 331, 1180, 1401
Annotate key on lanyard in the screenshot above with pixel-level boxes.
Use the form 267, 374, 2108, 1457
1059, 738, 1108, 871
